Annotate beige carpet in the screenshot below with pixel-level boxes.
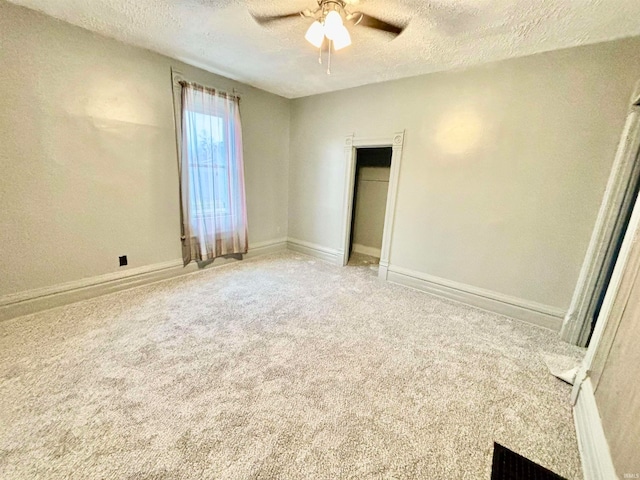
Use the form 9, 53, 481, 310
347, 252, 379, 267
0, 252, 584, 479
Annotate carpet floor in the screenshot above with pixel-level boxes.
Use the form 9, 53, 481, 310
0, 252, 584, 479
347, 252, 379, 267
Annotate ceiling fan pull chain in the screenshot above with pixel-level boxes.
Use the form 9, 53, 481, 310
327, 40, 332, 75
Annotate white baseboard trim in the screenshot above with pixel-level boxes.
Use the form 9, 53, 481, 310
386, 265, 565, 331
286, 238, 343, 265
574, 378, 617, 480
246, 238, 288, 258
378, 261, 389, 280
352, 244, 381, 258
0, 238, 288, 322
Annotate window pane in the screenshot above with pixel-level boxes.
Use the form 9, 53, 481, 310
184, 111, 230, 219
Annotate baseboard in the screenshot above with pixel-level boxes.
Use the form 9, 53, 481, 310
0, 238, 288, 322
352, 244, 381, 258
246, 238, 288, 258
574, 378, 617, 480
378, 262, 389, 280
286, 238, 343, 265
386, 265, 565, 331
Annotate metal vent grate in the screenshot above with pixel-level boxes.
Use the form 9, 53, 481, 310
491, 443, 566, 480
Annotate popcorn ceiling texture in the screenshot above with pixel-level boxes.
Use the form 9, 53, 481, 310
0, 252, 585, 479
6, 0, 640, 98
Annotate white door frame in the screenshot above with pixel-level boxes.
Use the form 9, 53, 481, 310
561, 82, 640, 346
340, 131, 405, 279
572, 180, 640, 401
569, 154, 640, 480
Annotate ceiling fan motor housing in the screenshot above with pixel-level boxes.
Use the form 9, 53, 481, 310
315, 1, 348, 19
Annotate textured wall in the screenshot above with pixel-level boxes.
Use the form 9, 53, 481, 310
0, 2, 290, 296
289, 36, 640, 311
352, 167, 390, 253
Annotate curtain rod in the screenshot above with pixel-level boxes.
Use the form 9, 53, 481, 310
178, 80, 241, 101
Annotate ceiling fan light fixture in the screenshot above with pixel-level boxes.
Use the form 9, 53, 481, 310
332, 25, 351, 50
253, 0, 405, 74
323, 10, 343, 40
305, 20, 325, 48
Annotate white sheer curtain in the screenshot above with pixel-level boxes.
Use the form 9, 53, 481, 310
178, 82, 248, 265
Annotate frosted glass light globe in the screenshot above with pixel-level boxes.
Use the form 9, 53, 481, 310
332, 25, 351, 50
324, 10, 343, 40
305, 21, 325, 48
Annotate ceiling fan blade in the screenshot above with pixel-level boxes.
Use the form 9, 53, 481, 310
251, 12, 303, 25
350, 12, 405, 36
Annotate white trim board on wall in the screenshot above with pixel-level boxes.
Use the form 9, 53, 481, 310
573, 378, 618, 480
387, 265, 565, 331
571, 149, 640, 401
0, 238, 287, 322
287, 238, 343, 265
568, 149, 640, 479
285, 240, 564, 331
340, 132, 405, 280
562, 82, 640, 346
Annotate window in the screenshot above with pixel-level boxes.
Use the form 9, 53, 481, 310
184, 112, 229, 219
175, 81, 248, 265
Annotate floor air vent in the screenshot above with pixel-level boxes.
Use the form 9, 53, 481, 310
491, 443, 566, 480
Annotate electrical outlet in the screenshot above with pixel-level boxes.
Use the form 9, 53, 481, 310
119, 255, 128, 267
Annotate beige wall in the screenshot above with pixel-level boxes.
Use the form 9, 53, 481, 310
289, 37, 640, 311
352, 167, 390, 254
4, 0, 640, 319
0, 1, 290, 297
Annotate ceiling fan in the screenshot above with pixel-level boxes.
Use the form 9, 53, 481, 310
251, 0, 407, 74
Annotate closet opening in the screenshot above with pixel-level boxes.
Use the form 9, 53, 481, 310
346, 147, 393, 269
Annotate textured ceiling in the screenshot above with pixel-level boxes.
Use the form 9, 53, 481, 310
8, 0, 640, 98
